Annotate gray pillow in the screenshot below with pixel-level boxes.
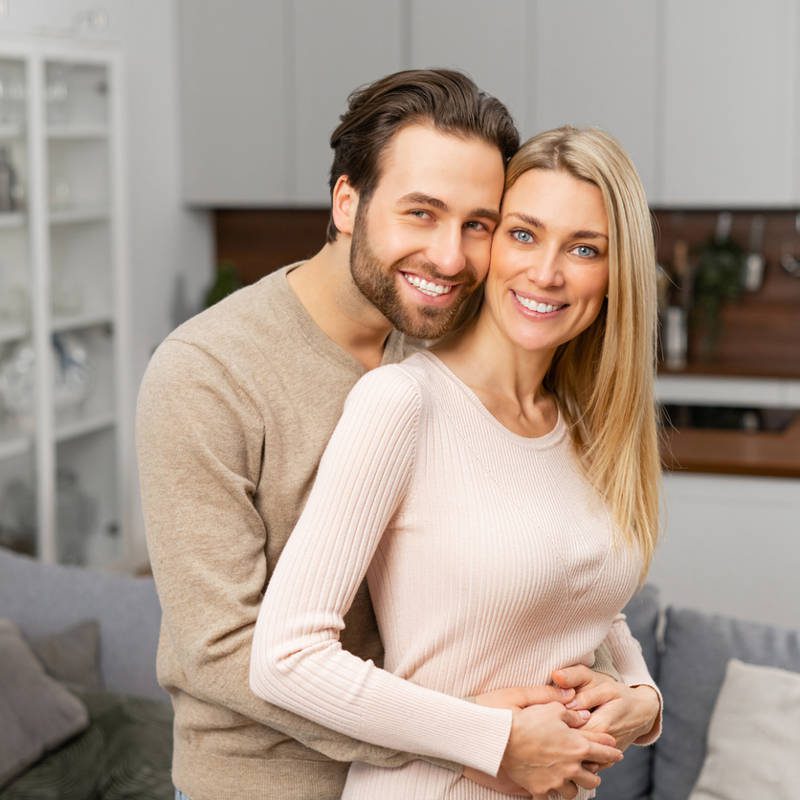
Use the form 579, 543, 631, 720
30, 619, 104, 692
0, 548, 164, 700
594, 583, 661, 800
653, 607, 800, 800
0, 618, 89, 789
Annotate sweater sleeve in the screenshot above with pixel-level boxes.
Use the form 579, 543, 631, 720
603, 613, 663, 745
136, 340, 459, 769
250, 366, 513, 778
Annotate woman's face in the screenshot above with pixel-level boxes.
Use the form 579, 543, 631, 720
484, 168, 610, 357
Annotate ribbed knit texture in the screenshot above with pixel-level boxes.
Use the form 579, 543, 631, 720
251, 350, 657, 800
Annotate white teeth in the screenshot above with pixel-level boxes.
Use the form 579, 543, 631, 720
403, 273, 452, 297
513, 292, 562, 314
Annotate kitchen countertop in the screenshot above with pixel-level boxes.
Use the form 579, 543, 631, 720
660, 415, 800, 478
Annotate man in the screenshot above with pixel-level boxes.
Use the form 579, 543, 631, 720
137, 69, 648, 800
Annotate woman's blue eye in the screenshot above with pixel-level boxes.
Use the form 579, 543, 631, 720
573, 245, 598, 258
511, 229, 533, 244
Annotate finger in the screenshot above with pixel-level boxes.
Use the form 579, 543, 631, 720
584, 759, 617, 773
581, 729, 618, 748
552, 665, 594, 689
566, 684, 618, 710
562, 708, 592, 728
513, 684, 576, 707
584, 740, 623, 765
571, 766, 603, 791
559, 780, 579, 799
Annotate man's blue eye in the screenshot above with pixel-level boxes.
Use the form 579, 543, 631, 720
511, 230, 533, 244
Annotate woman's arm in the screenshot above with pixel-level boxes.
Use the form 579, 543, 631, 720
249, 366, 512, 777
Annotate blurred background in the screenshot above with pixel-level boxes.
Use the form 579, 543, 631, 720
0, 1, 798, 628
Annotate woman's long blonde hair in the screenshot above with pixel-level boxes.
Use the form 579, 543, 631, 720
507, 126, 660, 576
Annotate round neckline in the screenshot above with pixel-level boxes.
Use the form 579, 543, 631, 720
417, 350, 567, 449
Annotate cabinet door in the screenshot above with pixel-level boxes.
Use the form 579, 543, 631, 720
178, 1, 289, 205
661, 0, 799, 206
410, 0, 529, 136
292, 1, 405, 205
532, 0, 659, 200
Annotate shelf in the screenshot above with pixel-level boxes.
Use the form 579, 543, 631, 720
0, 321, 29, 344
0, 433, 30, 461
51, 312, 112, 334
49, 206, 108, 225
56, 412, 116, 443
0, 212, 25, 229
47, 125, 108, 140
0, 123, 24, 140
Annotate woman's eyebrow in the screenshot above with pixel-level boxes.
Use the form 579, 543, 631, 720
505, 211, 608, 240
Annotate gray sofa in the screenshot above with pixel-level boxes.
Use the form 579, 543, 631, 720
2, 547, 798, 799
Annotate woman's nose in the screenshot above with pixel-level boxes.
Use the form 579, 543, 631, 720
526, 249, 564, 287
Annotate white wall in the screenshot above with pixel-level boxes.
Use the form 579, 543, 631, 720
0, 0, 215, 562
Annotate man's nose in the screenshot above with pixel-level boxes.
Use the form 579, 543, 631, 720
428, 225, 467, 277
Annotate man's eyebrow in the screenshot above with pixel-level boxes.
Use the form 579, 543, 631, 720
398, 193, 500, 224
506, 212, 608, 239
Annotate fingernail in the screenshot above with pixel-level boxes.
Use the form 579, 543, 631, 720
559, 688, 573, 698
578, 709, 591, 719
565, 700, 577, 708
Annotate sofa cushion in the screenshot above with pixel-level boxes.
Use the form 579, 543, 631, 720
653, 607, 800, 800
0, 689, 173, 800
0, 619, 89, 789
594, 583, 661, 800
0, 549, 164, 700
688, 659, 800, 800
30, 619, 104, 692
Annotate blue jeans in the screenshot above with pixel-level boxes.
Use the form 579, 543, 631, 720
175, 791, 190, 800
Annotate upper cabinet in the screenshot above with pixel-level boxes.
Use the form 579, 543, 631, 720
531, 0, 659, 201
293, 1, 405, 205
178, 0, 800, 208
178, 1, 289, 205
660, 0, 800, 206
409, 0, 529, 134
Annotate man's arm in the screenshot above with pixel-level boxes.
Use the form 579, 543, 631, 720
135, 339, 447, 768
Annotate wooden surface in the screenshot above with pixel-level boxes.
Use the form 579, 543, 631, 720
661, 415, 800, 478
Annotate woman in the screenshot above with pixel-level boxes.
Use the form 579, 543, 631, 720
250, 127, 662, 799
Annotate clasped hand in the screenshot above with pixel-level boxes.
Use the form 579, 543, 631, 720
464, 670, 659, 798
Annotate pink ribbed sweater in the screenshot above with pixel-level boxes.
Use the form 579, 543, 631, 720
250, 351, 656, 800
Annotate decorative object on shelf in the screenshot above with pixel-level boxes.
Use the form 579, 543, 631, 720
56, 466, 96, 565
780, 213, 800, 278
45, 64, 70, 125
0, 334, 91, 429
692, 213, 745, 361
0, 61, 26, 127
0, 145, 18, 212
203, 261, 242, 309
0, 477, 36, 555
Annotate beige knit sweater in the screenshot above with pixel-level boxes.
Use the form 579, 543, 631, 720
137, 267, 419, 800
250, 352, 659, 800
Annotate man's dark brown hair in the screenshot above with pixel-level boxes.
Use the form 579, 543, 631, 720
326, 68, 519, 242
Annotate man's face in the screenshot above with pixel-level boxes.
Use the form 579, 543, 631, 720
349, 124, 505, 339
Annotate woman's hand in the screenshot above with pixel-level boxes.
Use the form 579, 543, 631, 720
463, 685, 622, 797
552, 666, 661, 752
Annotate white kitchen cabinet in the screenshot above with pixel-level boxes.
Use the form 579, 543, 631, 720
651, 472, 800, 628
292, 0, 405, 205
178, 1, 289, 205
531, 0, 659, 200
660, 0, 800, 206
0, 39, 131, 570
410, 0, 529, 138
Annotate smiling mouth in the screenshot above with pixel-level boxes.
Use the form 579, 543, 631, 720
401, 272, 455, 297
512, 291, 567, 314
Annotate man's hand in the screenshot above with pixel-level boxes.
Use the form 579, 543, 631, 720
552, 666, 661, 753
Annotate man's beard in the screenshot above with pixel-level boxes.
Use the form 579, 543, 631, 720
349, 203, 479, 340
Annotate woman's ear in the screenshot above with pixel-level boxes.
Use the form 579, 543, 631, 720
331, 175, 359, 237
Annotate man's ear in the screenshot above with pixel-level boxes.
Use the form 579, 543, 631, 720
331, 175, 359, 237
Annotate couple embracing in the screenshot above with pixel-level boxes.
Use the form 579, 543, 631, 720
137, 68, 661, 800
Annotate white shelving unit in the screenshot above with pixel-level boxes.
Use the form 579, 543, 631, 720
0, 40, 130, 570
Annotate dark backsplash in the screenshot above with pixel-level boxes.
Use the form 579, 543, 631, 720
215, 208, 800, 377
